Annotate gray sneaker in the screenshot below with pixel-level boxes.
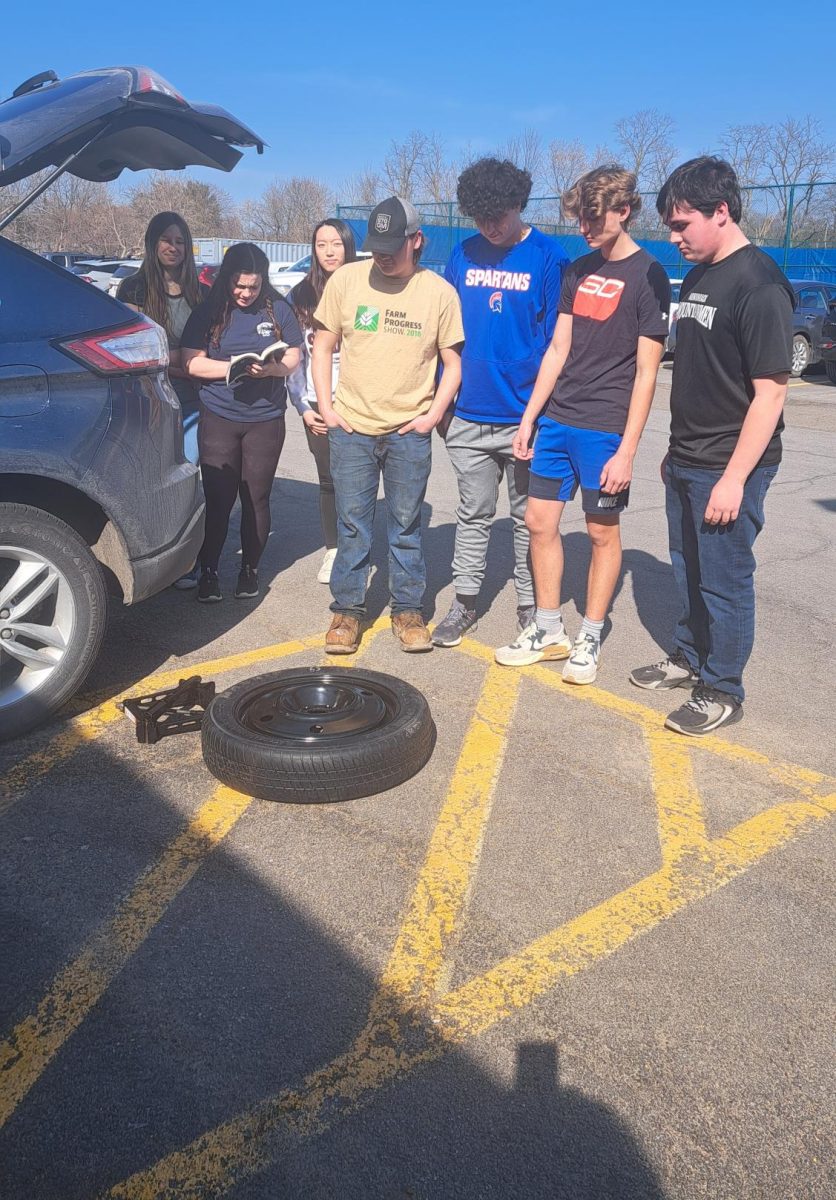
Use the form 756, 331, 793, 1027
664, 685, 743, 737
495, 621, 572, 667
630, 649, 699, 690
432, 600, 477, 647
516, 604, 536, 631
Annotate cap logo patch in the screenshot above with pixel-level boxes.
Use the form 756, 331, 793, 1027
374, 213, 391, 233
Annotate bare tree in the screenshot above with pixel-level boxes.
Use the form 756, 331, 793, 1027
495, 128, 545, 191
341, 167, 384, 208
614, 109, 677, 190
242, 177, 335, 242
546, 139, 591, 199
417, 133, 460, 205
382, 131, 432, 199
719, 123, 770, 187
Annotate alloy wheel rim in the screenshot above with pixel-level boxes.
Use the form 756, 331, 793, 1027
0, 546, 75, 709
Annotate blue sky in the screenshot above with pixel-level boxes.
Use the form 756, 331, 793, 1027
4, 0, 835, 202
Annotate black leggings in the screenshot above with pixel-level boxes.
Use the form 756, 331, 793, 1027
198, 408, 285, 571
303, 403, 337, 550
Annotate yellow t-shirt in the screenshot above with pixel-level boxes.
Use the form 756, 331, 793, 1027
314, 260, 464, 435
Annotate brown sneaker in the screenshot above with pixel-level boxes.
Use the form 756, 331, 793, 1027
325, 613, 360, 654
391, 610, 433, 653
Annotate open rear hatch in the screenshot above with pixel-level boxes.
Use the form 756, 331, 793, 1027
0, 66, 265, 229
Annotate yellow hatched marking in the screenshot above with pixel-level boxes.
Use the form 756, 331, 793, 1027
2, 629, 835, 1197
0, 785, 252, 1129
643, 729, 710, 867
0, 624, 388, 1127
375, 664, 521, 1007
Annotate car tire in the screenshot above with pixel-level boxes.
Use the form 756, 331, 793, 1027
791, 334, 811, 377
824, 359, 836, 386
202, 667, 436, 804
0, 503, 107, 742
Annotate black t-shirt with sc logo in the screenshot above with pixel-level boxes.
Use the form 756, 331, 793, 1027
669, 244, 794, 469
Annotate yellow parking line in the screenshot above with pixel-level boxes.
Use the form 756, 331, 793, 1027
0, 784, 252, 1130
1, 635, 322, 815
0, 623, 389, 1126
103, 774, 836, 1200
644, 729, 711, 867
376, 664, 521, 1008
433, 787, 836, 1042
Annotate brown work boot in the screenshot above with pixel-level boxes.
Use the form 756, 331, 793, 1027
391, 610, 433, 653
325, 613, 361, 654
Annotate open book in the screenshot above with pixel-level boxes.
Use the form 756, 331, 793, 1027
226, 340, 288, 388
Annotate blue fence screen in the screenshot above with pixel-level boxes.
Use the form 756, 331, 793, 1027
344, 218, 836, 283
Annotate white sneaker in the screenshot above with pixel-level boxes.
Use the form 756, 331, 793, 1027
317, 548, 338, 584
495, 621, 572, 667
562, 634, 600, 684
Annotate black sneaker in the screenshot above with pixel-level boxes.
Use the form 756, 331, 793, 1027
197, 568, 222, 603
664, 685, 743, 737
234, 565, 259, 599
630, 648, 699, 691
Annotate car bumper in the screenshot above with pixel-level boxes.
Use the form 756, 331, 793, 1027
129, 499, 205, 603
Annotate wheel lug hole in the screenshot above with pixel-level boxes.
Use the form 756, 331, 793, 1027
1, 629, 12, 640
0, 609, 9, 619
310, 724, 324, 734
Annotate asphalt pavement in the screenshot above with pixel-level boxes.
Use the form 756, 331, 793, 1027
1, 364, 834, 1200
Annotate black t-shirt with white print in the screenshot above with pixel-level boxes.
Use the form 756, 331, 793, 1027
546, 247, 670, 435
669, 244, 793, 469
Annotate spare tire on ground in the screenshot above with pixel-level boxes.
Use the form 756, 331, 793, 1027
201, 666, 436, 804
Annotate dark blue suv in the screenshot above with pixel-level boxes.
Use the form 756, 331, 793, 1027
0, 67, 263, 740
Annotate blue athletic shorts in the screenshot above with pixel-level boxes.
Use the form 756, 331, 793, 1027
529, 417, 630, 514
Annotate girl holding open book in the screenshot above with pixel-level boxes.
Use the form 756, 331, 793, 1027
182, 243, 302, 603
287, 219, 358, 584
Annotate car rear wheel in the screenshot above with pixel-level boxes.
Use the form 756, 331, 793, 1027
791, 334, 811, 377
0, 504, 107, 742
824, 359, 836, 386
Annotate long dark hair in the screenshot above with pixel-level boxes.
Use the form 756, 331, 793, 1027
203, 242, 283, 350
290, 219, 357, 329
134, 211, 201, 331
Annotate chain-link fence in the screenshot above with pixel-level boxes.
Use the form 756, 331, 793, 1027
339, 182, 836, 280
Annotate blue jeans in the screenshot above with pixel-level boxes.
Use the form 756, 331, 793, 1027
665, 460, 777, 702
328, 426, 432, 616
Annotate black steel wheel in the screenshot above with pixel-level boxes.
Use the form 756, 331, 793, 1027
201, 667, 436, 803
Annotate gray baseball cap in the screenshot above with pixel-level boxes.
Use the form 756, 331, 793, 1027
362, 195, 421, 253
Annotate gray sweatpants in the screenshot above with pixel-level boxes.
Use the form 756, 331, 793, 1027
444, 415, 533, 606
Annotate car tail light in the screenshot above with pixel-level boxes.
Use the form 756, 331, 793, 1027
199, 264, 218, 286
136, 69, 185, 104
78, 275, 94, 284
59, 320, 169, 374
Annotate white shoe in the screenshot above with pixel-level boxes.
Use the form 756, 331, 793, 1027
495, 621, 572, 667
562, 634, 600, 684
317, 548, 338, 584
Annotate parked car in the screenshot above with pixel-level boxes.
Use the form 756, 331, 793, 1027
665, 279, 683, 354
69, 259, 130, 291
41, 251, 95, 269
106, 260, 143, 296
0, 65, 264, 740
820, 300, 836, 386
198, 262, 220, 287
271, 251, 372, 296
789, 280, 836, 376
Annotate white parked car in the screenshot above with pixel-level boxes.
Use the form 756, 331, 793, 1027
70, 259, 129, 291
271, 251, 371, 297
106, 260, 143, 295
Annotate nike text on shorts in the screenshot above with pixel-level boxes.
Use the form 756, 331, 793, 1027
529, 417, 629, 514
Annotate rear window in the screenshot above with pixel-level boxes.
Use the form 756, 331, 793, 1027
0, 239, 121, 340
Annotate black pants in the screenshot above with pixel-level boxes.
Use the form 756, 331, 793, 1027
198, 408, 285, 571
303, 403, 337, 550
